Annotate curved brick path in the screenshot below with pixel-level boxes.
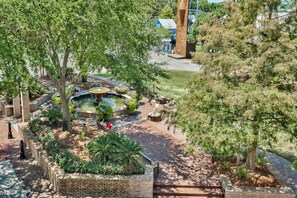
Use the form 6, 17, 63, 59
118, 121, 220, 186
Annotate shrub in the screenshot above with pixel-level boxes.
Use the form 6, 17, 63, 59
125, 99, 139, 114
128, 91, 142, 101
51, 93, 61, 105
29, 80, 47, 97
51, 86, 73, 105
96, 102, 113, 122
236, 166, 250, 180
69, 101, 76, 113
256, 151, 267, 166
65, 67, 74, 78
41, 108, 62, 126
87, 132, 142, 165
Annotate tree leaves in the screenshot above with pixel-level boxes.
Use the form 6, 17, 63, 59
176, 1, 297, 168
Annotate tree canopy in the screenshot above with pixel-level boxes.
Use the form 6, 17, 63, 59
176, 0, 297, 170
0, 0, 166, 131
159, 4, 175, 19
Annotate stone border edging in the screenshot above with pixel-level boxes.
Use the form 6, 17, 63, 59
220, 170, 295, 198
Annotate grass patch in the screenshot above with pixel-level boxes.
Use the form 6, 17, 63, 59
153, 70, 197, 100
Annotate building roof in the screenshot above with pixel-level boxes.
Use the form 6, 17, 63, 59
157, 19, 176, 29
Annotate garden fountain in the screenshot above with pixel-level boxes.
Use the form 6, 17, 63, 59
88, 87, 110, 105
71, 87, 130, 118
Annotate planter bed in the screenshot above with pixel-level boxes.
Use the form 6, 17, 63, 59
220, 174, 295, 198
18, 123, 154, 197
3, 91, 53, 117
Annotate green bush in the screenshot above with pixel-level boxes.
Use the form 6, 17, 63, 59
51, 93, 61, 105
51, 86, 73, 105
29, 80, 47, 96
236, 166, 250, 180
65, 67, 74, 78
87, 132, 142, 165
256, 151, 267, 166
96, 102, 113, 121
69, 101, 76, 113
125, 99, 139, 114
29, 119, 46, 136
128, 91, 142, 101
41, 108, 62, 126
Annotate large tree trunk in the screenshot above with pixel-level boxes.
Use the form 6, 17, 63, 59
246, 141, 257, 170
60, 91, 71, 131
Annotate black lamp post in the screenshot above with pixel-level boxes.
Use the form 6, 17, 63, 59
20, 140, 26, 159
8, 122, 13, 139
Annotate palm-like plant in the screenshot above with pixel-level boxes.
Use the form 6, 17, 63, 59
87, 136, 113, 163
40, 108, 62, 126
87, 133, 142, 165
113, 139, 142, 164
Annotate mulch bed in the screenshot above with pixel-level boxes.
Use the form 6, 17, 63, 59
213, 161, 280, 187
50, 120, 107, 160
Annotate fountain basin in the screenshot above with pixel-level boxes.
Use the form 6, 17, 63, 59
71, 91, 131, 118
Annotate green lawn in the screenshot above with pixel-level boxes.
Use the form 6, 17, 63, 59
153, 70, 197, 100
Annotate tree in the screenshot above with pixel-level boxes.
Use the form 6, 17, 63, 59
188, 1, 228, 43
0, 0, 165, 131
159, 4, 175, 19
152, 0, 177, 18
175, 1, 297, 170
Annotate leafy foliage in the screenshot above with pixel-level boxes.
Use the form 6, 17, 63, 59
256, 152, 267, 166
41, 108, 62, 126
96, 102, 113, 122
176, 0, 297, 170
159, 4, 175, 19
125, 99, 139, 114
51, 93, 61, 105
128, 90, 143, 101
87, 133, 142, 165
236, 166, 250, 180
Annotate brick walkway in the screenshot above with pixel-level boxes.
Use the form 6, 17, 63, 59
118, 122, 220, 186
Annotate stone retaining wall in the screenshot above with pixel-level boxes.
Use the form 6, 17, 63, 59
18, 124, 154, 198
220, 175, 295, 198
3, 92, 53, 117
29, 92, 53, 112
